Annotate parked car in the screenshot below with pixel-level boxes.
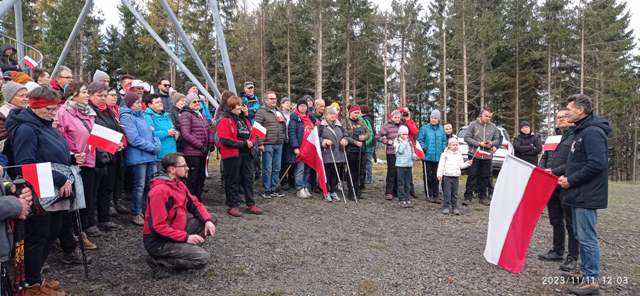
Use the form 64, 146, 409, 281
457, 125, 514, 173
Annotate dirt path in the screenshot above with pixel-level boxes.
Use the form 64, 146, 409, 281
47, 162, 640, 295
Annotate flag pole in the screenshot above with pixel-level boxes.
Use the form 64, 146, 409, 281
328, 146, 347, 203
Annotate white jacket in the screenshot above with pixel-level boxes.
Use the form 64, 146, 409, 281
437, 149, 472, 177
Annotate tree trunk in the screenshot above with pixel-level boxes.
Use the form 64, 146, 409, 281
480, 45, 486, 109
400, 35, 406, 107
514, 31, 520, 136
442, 19, 447, 123
260, 0, 267, 97
634, 116, 638, 183
383, 18, 389, 116
315, 0, 323, 101
580, 14, 585, 95
547, 46, 553, 133
286, 0, 292, 99
462, 0, 468, 125
344, 1, 351, 110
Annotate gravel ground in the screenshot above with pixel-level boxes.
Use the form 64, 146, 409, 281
46, 161, 639, 295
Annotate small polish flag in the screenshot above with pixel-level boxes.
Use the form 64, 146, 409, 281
87, 124, 123, 154
543, 135, 562, 152
484, 155, 558, 273
21, 162, 56, 198
414, 141, 425, 159
474, 149, 492, 158
250, 121, 267, 141
23, 56, 38, 69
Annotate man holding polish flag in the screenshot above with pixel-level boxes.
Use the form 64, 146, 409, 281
87, 123, 124, 154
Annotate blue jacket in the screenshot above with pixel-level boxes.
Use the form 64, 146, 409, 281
417, 124, 447, 162
120, 106, 160, 166
144, 108, 177, 161
564, 114, 611, 209
240, 92, 261, 123
395, 139, 414, 167
5, 108, 71, 186
288, 112, 305, 149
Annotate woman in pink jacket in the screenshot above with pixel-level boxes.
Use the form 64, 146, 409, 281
56, 81, 100, 249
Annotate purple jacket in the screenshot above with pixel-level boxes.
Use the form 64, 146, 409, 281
178, 108, 213, 157
376, 121, 402, 155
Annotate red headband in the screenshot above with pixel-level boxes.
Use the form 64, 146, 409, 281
29, 97, 61, 109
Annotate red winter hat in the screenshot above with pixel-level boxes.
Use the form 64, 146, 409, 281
349, 105, 361, 114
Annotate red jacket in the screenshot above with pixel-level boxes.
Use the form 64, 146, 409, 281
216, 115, 251, 159
143, 175, 213, 242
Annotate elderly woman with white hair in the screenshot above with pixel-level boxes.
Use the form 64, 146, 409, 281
376, 110, 405, 200
318, 105, 349, 202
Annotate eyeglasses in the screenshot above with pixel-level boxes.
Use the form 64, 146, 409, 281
45, 106, 59, 113
174, 164, 188, 168
191, 100, 201, 104
162, 84, 171, 87
60, 76, 73, 79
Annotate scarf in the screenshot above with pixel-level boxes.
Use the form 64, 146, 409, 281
295, 110, 314, 131
234, 114, 251, 140
90, 98, 108, 112
66, 100, 96, 117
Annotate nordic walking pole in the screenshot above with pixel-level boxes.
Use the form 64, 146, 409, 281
422, 159, 430, 200
342, 145, 358, 203
276, 162, 294, 189
74, 210, 89, 279
328, 145, 347, 203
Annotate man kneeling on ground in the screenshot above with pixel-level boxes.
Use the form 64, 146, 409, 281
143, 153, 217, 278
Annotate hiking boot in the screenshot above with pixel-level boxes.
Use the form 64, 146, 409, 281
61, 248, 92, 265
247, 205, 263, 215
109, 206, 118, 217
567, 281, 600, 295
479, 198, 491, 206
441, 207, 450, 215
385, 194, 394, 201
538, 250, 564, 262
80, 233, 97, 250
297, 189, 307, 198
23, 284, 66, 296
84, 226, 103, 237
43, 279, 61, 290
130, 214, 144, 226
452, 207, 462, 215
99, 221, 123, 232
427, 196, 438, 203
406, 200, 414, 208
560, 256, 578, 272
462, 198, 472, 206
115, 203, 129, 214
227, 207, 242, 217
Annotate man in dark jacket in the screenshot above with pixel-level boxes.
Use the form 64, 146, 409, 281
538, 109, 579, 272
240, 81, 261, 123
558, 94, 611, 296
255, 91, 287, 198
144, 153, 216, 279
463, 107, 501, 206
513, 121, 542, 165
156, 79, 173, 111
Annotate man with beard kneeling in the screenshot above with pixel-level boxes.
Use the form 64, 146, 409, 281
143, 153, 217, 278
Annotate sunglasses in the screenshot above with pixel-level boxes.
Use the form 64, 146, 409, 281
162, 84, 171, 87
191, 100, 201, 104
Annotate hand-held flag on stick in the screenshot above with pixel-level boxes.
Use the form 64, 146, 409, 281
484, 155, 558, 273
21, 162, 55, 198
543, 135, 562, 152
23, 56, 38, 70
250, 121, 267, 142
87, 124, 123, 154
297, 127, 328, 196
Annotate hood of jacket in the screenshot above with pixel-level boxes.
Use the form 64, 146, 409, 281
574, 114, 612, 136
1, 45, 16, 57
6, 108, 50, 134
120, 105, 143, 118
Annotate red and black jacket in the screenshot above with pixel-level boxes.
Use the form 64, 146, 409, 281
143, 175, 213, 242
216, 113, 252, 159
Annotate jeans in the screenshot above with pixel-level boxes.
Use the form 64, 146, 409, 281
130, 162, 157, 215
396, 166, 412, 201
294, 161, 311, 190
365, 151, 374, 184
261, 144, 283, 192
442, 176, 459, 208
573, 208, 600, 279
547, 191, 579, 258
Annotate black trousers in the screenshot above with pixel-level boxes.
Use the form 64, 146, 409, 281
442, 176, 459, 208
425, 160, 439, 199
385, 154, 397, 196
324, 162, 344, 194
347, 151, 366, 198
547, 190, 579, 258
80, 167, 99, 229
25, 212, 71, 285
223, 154, 256, 208
113, 157, 126, 207
185, 156, 207, 201
96, 163, 117, 223
143, 216, 210, 270
464, 158, 492, 200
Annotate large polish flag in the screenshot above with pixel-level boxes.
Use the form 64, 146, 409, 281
297, 127, 328, 196
21, 162, 56, 198
543, 135, 562, 152
484, 155, 558, 273
87, 124, 123, 154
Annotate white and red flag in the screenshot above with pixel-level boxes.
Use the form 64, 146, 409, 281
250, 121, 267, 142
23, 56, 38, 69
21, 162, 55, 198
297, 127, 328, 196
414, 141, 425, 159
87, 124, 123, 154
484, 155, 558, 273
474, 149, 492, 158
543, 135, 562, 152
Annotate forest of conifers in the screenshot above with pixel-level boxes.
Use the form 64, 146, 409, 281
0, 0, 638, 181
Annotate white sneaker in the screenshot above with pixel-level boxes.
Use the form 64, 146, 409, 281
297, 189, 306, 198
324, 194, 333, 202
303, 188, 312, 198
331, 192, 340, 201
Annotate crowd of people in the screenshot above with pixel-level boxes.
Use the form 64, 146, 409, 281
0, 47, 611, 296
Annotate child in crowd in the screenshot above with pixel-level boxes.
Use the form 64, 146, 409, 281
394, 125, 414, 208
437, 137, 473, 215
